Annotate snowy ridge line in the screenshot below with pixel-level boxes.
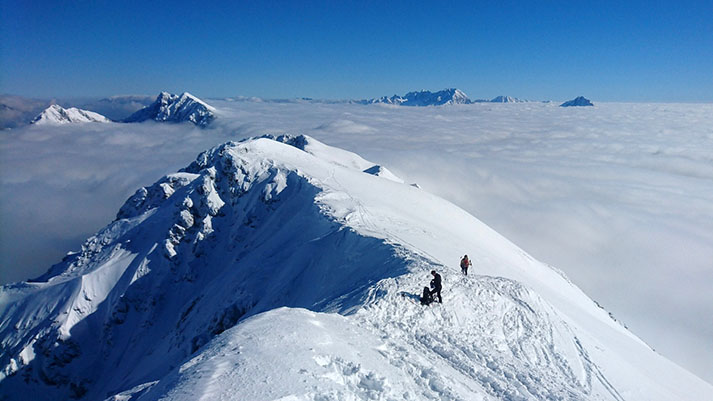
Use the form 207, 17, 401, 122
1, 134, 711, 400
0, 135, 416, 400
31, 104, 111, 125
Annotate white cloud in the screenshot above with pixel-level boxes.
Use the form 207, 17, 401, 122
1, 101, 712, 385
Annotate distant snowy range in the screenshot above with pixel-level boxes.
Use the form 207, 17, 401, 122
1, 89, 712, 400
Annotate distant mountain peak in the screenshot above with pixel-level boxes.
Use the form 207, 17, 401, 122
471, 95, 525, 103
490, 95, 523, 103
361, 88, 472, 106
124, 91, 216, 127
30, 104, 111, 125
561, 96, 594, 107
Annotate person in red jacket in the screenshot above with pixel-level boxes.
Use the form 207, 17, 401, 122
460, 255, 472, 275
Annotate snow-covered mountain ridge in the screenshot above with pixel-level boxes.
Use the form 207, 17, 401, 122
0, 135, 710, 400
358, 90, 530, 106
124, 92, 216, 127
31, 104, 111, 125
361, 88, 472, 106
480, 95, 524, 103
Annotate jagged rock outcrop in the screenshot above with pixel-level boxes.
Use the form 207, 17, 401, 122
124, 92, 216, 127
561, 96, 594, 107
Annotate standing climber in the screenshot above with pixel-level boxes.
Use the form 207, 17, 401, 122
430, 270, 442, 303
460, 254, 472, 275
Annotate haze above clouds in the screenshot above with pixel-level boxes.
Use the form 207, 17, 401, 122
1, 100, 711, 384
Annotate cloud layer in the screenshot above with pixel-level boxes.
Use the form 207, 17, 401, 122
1, 101, 712, 384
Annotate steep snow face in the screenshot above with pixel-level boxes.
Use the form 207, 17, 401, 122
561, 96, 594, 107
124, 92, 216, 127
31, 105, 111, 124
0, 136, 711, 400
363, 88, 472, 106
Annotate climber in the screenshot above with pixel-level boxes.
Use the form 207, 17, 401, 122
430, 270, 442, 303
460, 254, 472, 275
420, 285, 433, 305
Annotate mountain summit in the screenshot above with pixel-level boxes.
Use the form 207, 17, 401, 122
489, 95, 524, 103
124, 92, 216, 127
30, 104, 111, 125
0, 136, 710, 400
363, 88, 472, 106
561, 96, 594, 107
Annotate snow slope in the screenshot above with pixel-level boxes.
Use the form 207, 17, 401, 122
124, 92, 216, 127
1, 135, 711, 400
31, 104, 111, 124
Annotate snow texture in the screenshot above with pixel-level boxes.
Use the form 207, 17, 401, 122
124, 92, 216, 127
31, 104, 111, 125
1, 135, 711, 401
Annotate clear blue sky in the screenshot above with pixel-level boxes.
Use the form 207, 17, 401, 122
1, 0, 712, 102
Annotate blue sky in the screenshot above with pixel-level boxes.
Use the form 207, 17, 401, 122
1, 0, 712, 101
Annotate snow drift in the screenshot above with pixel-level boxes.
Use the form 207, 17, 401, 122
0, 135, 710, 400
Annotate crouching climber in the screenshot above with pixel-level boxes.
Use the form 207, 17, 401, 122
420, 270, 442, 305
420, 286, 433, 305
430, 270, 442, 303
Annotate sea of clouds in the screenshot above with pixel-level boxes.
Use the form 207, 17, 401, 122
1, 100, 711, 384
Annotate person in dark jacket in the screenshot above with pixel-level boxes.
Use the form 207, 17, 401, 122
420, 286, 433, 305
430, 270, 442, 303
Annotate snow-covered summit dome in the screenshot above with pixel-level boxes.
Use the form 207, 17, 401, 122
31, 104, 111, 125
490, 95, 523, 103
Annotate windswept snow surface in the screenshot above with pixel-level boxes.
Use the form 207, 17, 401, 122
31, 104, 111, 124
1, 135, 711, 400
